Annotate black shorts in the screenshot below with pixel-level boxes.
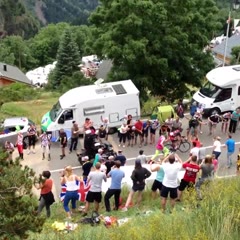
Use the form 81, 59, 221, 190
86, 191, 102, 203
135, 131, 143, 137
132, 184, 145, 192
28, 135, 36, 146
151, 180, 162, 192
160, 185, 177, 199
61, 142, 67, 148
178, 179, 194, 191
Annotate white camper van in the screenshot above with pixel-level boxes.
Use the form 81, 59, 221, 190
193, 65, 240, 116
41, 80, 140, 134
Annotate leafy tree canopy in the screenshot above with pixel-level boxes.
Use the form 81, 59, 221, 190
89, 0, 221, 100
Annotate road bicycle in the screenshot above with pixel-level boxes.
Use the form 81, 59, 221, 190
165, 137, 191, 153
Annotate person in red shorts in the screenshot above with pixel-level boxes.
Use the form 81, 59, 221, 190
177, 155, 200, 201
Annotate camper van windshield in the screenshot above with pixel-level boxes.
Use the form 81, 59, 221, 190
199, 81, 222, 98
50, 102, 62, 121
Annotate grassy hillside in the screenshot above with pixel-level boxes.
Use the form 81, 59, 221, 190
0, 92, 59, 126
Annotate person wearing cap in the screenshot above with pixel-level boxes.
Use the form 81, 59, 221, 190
115, 150, 127, 166
212, 136, 222, 160
122, 159, 151, 211
84, 129, 95, 159
104, 160, 125, 212
82, 156, 93, 184
137, 150, 147, 164
93, 148, 103, 167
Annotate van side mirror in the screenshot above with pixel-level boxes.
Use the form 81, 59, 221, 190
58, 117, 65, 124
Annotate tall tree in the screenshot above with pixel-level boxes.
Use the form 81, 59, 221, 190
89, 0, 220, 100
48, 28, 80, 89
0, 150, 45, 239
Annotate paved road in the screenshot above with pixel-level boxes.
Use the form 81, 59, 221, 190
18, 116, 240, 200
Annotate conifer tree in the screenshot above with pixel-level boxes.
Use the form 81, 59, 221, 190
0, 149, 45, 239
49, 27, 80, 89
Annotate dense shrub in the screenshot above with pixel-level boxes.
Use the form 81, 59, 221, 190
0, 83, 40, 105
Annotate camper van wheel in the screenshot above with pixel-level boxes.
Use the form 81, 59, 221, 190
209, 108, 221, 116
108, 127, 118, 135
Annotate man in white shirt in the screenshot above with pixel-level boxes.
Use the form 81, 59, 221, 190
160, 154, 182, 212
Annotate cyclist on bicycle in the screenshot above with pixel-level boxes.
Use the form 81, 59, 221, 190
168, 129, 182, 150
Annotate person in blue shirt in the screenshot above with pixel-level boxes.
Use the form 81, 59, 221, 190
225, 134, 235, 168
229, 108, 240, 133
190, 102, 197, 117
104, 161, 125, 212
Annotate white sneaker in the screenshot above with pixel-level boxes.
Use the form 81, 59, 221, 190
27, 151, 30, 155
119, 144, 121, 147
122, 207, 128, 212
32, 150, 36, 154
123, 145, 125, 148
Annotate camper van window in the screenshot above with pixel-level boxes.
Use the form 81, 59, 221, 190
214, 88, 232, 102
84, 106, 105, 116
200, 82, 222, 98
50, 102, 62, 121
63, 109, 73, 121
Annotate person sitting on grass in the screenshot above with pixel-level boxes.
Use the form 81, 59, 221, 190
122, 159, 151, 211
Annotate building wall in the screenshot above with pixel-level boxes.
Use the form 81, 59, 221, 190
0, 77, 14, 87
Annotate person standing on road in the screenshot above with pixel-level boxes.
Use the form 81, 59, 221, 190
208, 113, 221, 136
40, 131, 51, 161
4, 141, 14, 160
221, 112, 231, 134
115, 150, 127, 166
137, 149, 147, 164
150, 120, 159, 145
229, 108, 240, 134
142, 120, 151, 146
27, 124, 37, 154
134, 119, 143, 147
122, 159, 151, 211
16, 131, 24, 159
69, 121, 80, 153
82, 156, 93, 184
104, 160, 125, 212
224, 134, 235, 168
212, 136, 222, 160
83, 162, 107, 216
118, 122, 128, 148
59, 129, 67, 160
105, 156, 115, 175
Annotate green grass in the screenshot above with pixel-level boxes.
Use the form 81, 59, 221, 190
0, 92, 59, 126
27, 178, 240, 240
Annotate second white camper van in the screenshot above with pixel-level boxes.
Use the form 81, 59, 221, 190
41, 80, 140, 134
193, 65, 240, 116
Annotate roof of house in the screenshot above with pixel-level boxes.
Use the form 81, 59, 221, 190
95, 59, 113, 80
0, 62, 31, 85
212, 33, 240, 58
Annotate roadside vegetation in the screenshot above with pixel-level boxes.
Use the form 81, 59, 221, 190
25, 177, 240, 240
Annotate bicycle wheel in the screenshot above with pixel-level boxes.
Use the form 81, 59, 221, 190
178, 141, 191, 153
165, 143, 175, 152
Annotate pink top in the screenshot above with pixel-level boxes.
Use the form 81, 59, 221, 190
213, 159, 218, 172
156, 135, 165, 150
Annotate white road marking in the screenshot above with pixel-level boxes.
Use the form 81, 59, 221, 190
50, 142, 240, 173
